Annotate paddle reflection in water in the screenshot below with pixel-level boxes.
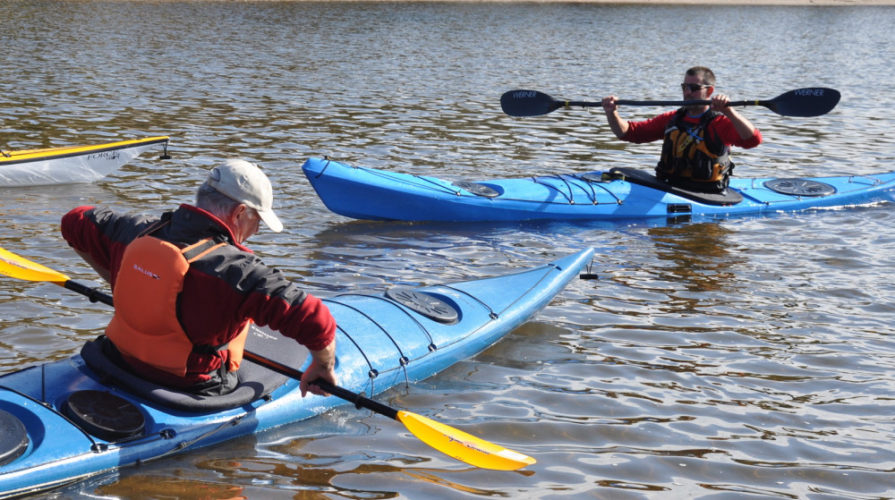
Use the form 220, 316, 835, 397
95, 475, 246, 500
93, 415, 522, 498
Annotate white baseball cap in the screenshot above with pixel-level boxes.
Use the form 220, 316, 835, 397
206, 159, 283, 232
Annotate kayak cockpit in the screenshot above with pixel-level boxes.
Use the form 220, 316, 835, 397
605, 167, 745, 206
80, 326, 308, 414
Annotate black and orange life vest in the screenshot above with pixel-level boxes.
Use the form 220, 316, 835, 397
656, 109, 733, 191
106, 233, 249, 378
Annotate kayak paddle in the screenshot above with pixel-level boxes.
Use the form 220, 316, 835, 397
242, 351, 536, 471
500, 87, 841, 118
0, 245, 536, 471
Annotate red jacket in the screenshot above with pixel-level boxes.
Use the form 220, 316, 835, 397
61, 204, 335, 387
623, 110, 762, 149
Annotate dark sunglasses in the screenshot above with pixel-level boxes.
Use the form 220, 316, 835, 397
681, 83, 712, 92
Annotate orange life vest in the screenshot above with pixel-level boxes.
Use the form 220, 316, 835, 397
106, 235, 249, 377
656, 109, 733, 191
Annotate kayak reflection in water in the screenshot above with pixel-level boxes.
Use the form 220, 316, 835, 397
601, 66, 762, 194
60, 159, 337, 397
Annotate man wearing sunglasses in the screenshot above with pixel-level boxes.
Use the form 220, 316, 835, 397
602, 66, 761, 193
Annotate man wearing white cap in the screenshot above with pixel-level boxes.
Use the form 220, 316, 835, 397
61, 159, 336, 396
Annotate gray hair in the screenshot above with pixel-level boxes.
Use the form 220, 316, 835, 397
196, 182, 240, 220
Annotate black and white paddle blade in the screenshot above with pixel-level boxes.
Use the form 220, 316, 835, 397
500, 89, 563, 117
764, 87, 841, 117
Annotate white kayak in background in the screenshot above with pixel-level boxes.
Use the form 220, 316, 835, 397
0, 136, 170, 187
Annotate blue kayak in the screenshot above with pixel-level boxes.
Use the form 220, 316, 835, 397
302, 157, 895, 222
0, 248, 593, 498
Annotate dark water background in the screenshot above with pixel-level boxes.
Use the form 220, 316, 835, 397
1, 1, 894, 498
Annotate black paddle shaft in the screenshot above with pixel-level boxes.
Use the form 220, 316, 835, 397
500, 87, 840, 118
64, 280, 114, 306
242, 351, 399, 420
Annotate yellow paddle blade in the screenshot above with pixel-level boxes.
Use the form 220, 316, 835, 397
397, 410, 536, 471
0, 246, 70, 283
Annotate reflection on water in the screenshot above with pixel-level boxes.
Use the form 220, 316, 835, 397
648, 222, 742, 293
95, 475, 247, 500
3, 1, 895, 499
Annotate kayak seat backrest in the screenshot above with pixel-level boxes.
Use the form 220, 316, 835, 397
80, 327, 309, 412
608, 167, 744, 206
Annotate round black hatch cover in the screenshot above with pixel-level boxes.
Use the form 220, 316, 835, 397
453, 181, 499, 198
63, 390, 145, 442
385, 287, 459, 324
764, 178, 836, 197
0, 409, 29, 466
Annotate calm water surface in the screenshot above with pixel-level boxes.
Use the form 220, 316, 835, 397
1, 1, 894, 498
